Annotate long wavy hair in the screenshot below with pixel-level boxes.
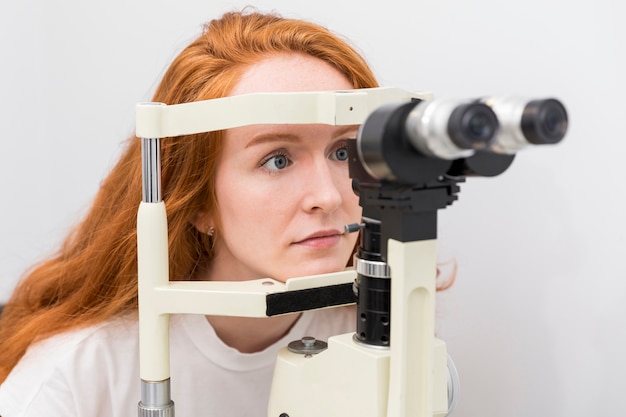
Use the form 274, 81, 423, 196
0, 10, 379, 382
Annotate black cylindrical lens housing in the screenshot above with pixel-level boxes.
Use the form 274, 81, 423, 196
448, 103, 499, 150
521, 98, 568, 145
355, 273, 391, 347
354, 219, 391, 347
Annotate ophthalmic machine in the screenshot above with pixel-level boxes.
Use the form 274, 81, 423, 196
134, 87, 568, 417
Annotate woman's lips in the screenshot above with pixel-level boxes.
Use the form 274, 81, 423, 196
293, 230, 342, 249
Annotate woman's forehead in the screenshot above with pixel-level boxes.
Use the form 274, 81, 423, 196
229, 53, 353, 97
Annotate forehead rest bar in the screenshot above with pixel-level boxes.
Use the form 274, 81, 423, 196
135, 87, 431, 139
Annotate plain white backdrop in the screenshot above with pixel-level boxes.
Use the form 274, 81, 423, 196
1, 0, 624, 416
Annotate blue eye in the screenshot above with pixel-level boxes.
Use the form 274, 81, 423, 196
262, 153, 290, 171
331, 146, 349, 161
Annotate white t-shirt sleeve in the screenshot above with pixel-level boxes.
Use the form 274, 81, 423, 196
0, 334, 80, 417
0, 368, 77, 417
0, 319, 140, 417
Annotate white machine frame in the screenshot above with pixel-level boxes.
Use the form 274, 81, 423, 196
135, 87, 454, 417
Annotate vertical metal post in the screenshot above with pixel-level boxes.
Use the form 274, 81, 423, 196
141, 138, 162, 204
138, 137, 175, 417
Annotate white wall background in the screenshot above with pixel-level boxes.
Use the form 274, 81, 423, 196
1, 0, 623, 416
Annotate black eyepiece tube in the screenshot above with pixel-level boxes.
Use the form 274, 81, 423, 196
447, 102, 499, 151
521, 98, 568, 145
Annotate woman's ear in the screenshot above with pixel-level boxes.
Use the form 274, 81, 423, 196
191, 210, 214, 234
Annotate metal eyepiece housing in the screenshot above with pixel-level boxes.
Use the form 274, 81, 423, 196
405, 99, 499, 159
481, 96, 568, 154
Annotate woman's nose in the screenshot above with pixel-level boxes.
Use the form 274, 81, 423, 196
301, 161, 344, 214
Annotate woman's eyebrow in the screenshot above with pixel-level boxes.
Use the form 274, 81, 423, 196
244, 125, 359, 149
333, 125, 359, 138
245, 133, 300, 149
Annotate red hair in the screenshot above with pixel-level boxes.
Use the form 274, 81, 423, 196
0, 10, 379, 382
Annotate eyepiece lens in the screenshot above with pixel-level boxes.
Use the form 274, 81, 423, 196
448, 103, 499, 150
467, 111, 495, 140
522, 99, 568, 144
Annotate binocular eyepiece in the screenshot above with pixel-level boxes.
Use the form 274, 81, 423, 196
482, 96, 568, 153
356, 96, 568, 183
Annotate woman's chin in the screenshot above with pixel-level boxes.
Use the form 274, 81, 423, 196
276, 260, 348, 282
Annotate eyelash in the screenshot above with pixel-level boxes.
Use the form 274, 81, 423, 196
258, 150, 290, 172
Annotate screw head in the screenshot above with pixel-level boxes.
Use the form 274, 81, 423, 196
287, 336, 328, 355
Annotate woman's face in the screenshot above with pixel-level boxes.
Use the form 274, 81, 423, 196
201, 53, 362, 282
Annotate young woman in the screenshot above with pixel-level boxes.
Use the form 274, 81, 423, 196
0, 10, 378, 417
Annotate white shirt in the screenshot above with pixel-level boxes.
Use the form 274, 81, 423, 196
0, 306, 355, 417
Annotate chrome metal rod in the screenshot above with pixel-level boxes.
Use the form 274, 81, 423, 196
141, 138, 162, 203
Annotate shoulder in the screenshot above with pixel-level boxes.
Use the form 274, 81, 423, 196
0, 316, 140, 417
24, 315, 139, 372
